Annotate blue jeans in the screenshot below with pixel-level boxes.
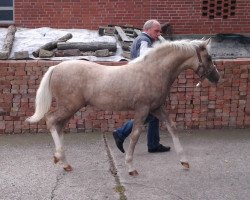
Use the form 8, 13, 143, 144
116, 114, 160, 150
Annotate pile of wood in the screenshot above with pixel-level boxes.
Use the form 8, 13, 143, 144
33, 33, 117, 58
0, 25, 118, 60
98, 23, 173, 59
99, 25, 142, 59
0, 24, 173, 60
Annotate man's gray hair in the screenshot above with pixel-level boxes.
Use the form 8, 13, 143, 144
143, 19, 160, 30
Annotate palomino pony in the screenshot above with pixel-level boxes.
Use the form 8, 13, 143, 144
26, 38, 220, 176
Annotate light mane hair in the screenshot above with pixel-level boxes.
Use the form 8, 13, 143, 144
130, 39, 209, 64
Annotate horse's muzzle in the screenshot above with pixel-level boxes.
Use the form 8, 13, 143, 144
206, 67, 220, 83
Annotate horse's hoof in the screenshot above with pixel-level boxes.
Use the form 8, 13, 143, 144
63, 165, 73, 172
54, 156, 60, 164
181, 161, 190, 169
129, 170, 139, 176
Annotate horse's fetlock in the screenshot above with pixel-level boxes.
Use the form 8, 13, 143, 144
125, 156, 133, 164
54, 151, 63, 160
54, 156, 60, 164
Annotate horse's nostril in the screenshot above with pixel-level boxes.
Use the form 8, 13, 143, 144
207, 69, 220, 83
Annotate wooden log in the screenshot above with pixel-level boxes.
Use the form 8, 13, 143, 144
81, 51, 95, 56
0, 51, 8, 60
0, 25, 16, 60
32, 33, 72, 57
57, 42, 117, 52
120, 41, 132, 51
39, 49, 54, 58
54, 49, 81, 57
94, 49, 110, 57
98, 26, 115, 36
122, 51, 131, 59
133, 29, 142, 37
14, 51, 29, 59
115, 26, 133, 42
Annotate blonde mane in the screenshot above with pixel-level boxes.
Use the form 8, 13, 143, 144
130, 39, 208, 63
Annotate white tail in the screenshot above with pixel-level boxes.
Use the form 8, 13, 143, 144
26, 65, 56, 123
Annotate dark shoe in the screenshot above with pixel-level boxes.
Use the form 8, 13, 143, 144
148, 144, 171, 153
112, 131, 125, 153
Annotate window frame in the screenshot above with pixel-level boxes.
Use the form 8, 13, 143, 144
0, 0, 14, 24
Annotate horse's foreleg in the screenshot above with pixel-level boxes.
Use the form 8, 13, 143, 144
50, 127, 72, 171
164, 120, 189, 169
152, 107, 189, 169
125, 125, 142, 176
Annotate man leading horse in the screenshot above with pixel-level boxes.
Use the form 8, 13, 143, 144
113, 19, 171, 154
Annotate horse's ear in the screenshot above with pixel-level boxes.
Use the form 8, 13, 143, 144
201, 37, 206, 40
204, 38, 211, 46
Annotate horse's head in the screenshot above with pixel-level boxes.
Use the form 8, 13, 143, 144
194, 38, 220, 85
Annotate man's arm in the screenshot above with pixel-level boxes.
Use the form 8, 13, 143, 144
139, 41, 150, 56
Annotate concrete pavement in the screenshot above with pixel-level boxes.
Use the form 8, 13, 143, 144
0, 128, 250, 200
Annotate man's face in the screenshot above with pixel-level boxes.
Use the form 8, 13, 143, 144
146, 23, 161, 40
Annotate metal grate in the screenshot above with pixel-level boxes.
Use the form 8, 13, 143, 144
202, 0, 237, 19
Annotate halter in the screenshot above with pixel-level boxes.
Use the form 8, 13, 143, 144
195, 48, 216, 86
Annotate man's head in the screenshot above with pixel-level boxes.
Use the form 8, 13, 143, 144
143, 19, 161, 41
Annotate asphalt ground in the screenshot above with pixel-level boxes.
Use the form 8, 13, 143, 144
0, 128, 250, 200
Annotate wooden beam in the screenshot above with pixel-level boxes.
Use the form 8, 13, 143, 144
0, 25, 16, 60
133, 29, 141, 37
115, 26, 133, 42
57, 41, 117, 52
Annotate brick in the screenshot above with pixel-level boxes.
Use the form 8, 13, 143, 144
1, 58, 250, 133
12, 0, 250, 34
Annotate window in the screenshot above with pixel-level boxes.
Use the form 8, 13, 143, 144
202, 0, 237, 19
0, 0, 14, 24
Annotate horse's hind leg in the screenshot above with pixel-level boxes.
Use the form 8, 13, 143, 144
152, 107, 189, 169
125, 124, 142, 176
46, 111, 73, 171
165, 119, 189, 169
50, 126, 72, 171
125, 109, 148, 176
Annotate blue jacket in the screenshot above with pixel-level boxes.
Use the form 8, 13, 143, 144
130, 32, 154, 59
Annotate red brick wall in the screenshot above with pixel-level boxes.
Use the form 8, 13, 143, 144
12, 0, 250, 34
0, 59, 249, 134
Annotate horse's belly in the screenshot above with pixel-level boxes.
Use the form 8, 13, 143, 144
89, 96, 133, 111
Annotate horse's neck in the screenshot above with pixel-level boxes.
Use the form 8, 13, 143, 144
149, 48, 193, 85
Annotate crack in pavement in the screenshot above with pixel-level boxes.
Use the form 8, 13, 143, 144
103, 133, 127, 200
48, 140, 65, 200
50, 171, 65, 200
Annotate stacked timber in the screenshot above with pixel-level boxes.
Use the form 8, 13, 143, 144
32, 33, 73, 58
0, 25, 172, 60
98, 23, 173, 59
98, 25, 144, 59
32, 33, 117, 58
0, 25, 16, 60
99, 25, 142, 59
